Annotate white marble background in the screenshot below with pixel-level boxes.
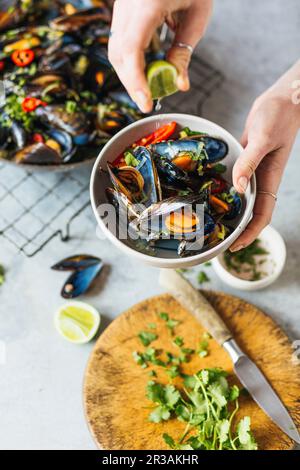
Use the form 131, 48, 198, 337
0, 0, 299, 450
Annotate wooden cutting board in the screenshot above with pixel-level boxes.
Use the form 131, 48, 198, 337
83, 291, 300, 450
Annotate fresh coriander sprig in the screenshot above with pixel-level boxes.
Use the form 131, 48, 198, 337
148, 368, 257, 450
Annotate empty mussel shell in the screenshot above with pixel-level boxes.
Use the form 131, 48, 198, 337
51, 254, 102, 271
61, 262, 103, 299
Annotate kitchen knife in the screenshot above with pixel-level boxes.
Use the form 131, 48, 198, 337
159, 269, 300, 444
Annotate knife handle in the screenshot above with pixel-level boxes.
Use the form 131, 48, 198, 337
159, 269, 232, 345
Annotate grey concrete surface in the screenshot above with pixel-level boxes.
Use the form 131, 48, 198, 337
0, 0, 299, 450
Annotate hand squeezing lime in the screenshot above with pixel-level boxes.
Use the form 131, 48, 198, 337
147, 60, 178, 100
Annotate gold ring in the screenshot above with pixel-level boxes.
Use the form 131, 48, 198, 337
173, 42, 194, 54
258, 190, 278, 202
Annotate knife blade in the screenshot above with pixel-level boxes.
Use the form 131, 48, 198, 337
159, 268, 300, 444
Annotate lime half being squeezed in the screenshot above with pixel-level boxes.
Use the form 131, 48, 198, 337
147, 60, 178, 100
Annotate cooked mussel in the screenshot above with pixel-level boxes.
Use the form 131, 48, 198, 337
152, 137, 228, 165
107, 163, 145, 203
151, 139, 205, 162
84, 47, 121, 95
208, 188, 242, 220
136, 193, 209, 242
14, 128, 75, 164
134, 146, 162, 206
50, 7, 111, 32
51, 254, 102, 271
180, 135, 229, 163
97, 101, 141, 136
24, 72, 68, 98
35, 105, 92, 145
14, 142, 62, 164
154, 155, 195, 190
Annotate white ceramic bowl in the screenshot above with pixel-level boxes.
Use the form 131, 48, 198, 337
90, 113, 256, 268
212, 225, 287, 290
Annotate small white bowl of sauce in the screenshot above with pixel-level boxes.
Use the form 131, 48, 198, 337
212, 225, 286, 290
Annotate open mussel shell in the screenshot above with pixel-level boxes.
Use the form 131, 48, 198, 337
24, 72, 68, 98
179, 135, 229, 163
134, 146, 162, 206
47, 128, 76, 162
154, 156, 194, 190
14, 142, 62, 165
152, 136, 228, 165
51, 254, 102, 271
61, 262, 104, 299
35, 105, 92, 145
151, 139, 203, 160
84, 46, 121, 95
107, 162, 145, 203
137, 193, 209, 241
50, 7, 111, 32
105, 187, 139, 220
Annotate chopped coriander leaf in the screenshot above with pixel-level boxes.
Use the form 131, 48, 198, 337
147, 322, 156, 330
197, 271, 210, 284
176, 268, 188, 273
0, 264, 5, 286
124, 150, 139, 167
166, 352, 180, 366
163, 433, 176, 449
181, 347, 194, 355
65, 100, 77, 114
158, 311, 180, 335
148, 370, 157, 378
173, 336, 184, 347
166, 365, 180, 379
132, 351, 147, 368
204, 262, 212, 267
199, 350, 208, 358
138, 331, 158, 347
158, 312, 169, 321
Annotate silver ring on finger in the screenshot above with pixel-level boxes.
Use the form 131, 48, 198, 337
173, 42, 194, 54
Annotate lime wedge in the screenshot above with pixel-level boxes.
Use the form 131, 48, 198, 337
147, 60, 178, 100
55, 301, 100, 344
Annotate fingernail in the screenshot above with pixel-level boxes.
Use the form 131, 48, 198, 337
230, 244, 245, 253
134, 90, 151, 113
238, 176, 248, 193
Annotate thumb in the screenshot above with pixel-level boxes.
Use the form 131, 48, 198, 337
233, 140, 269, 193
167, 0, 213, 91
167, 45, 191, 91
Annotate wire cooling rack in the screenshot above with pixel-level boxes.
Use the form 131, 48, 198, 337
0, 56, 224, 257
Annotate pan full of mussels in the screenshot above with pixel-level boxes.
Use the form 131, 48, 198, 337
0, 0, 144, 171
91, 114, 257, 268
